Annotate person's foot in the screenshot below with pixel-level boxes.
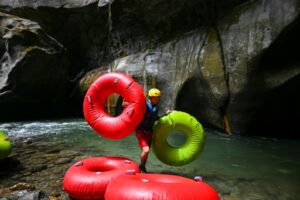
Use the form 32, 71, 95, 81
139, 164, 147, 173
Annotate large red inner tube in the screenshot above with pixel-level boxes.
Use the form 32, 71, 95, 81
63, 156, 140, 200
105, 173, 220, 200
83, 72, 146, 139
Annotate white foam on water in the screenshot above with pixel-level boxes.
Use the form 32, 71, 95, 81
0, 119, 89, 138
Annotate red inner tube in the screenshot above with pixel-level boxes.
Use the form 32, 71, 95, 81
63, 156, 140, 200
105, 173, 220, 200
83, 72, 146, 139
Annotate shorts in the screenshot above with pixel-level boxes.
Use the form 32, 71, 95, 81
136, 129, 153, 149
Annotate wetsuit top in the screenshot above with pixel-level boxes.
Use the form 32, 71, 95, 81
137, 100, 158, 131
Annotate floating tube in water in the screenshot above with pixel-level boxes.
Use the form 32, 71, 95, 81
105, 173, 220, 200
152, 111, 205, 166
63, 156, 140, 200
0, 130, 12, 160
83, 72, 146, 139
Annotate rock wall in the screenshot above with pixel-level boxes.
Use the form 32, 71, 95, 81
0, 12, 70, 120
88, 0, 300, 135
0, 0, 299, 136
217, 0, 300, 134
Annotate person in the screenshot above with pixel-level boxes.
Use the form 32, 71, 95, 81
122, 88, 161, 173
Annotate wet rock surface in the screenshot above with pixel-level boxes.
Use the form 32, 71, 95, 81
0, 137, 82, 199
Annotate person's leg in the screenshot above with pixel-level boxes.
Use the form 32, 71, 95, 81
140, 146, 150, 167
136, 130, 152, 172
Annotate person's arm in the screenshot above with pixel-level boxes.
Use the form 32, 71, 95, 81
157, 109, 173, 119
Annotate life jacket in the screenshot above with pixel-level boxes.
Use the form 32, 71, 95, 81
137, 100, 158, 131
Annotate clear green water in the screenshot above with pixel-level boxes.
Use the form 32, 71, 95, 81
1, 118, 299, 199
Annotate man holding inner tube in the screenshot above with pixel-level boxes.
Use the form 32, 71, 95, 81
123, 88, 161, 173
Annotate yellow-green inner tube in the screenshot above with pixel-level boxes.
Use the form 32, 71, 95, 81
152, 111, 205, 166
0, 130, 12, 160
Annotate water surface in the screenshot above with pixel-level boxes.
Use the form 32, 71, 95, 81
0, 119, 299, 199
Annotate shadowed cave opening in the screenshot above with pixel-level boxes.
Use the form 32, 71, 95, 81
253, 75, 300, 138
175, 76, 219, 130
253, 16, 300, 138
175, 16, 300, 138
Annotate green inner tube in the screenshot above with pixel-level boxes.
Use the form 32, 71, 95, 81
152, 111, 205, 166
0, 130, 12, 160
0, 130, 7, 138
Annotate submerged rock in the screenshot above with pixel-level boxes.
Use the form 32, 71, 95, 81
0, 183, 49, 200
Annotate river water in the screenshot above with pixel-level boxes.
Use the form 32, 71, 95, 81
0, 118, 299, 200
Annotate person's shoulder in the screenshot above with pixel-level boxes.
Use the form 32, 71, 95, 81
146, 100, 152, 108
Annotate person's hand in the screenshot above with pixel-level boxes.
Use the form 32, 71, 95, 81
165, 109, 173, 115
122, 100, 130, 107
